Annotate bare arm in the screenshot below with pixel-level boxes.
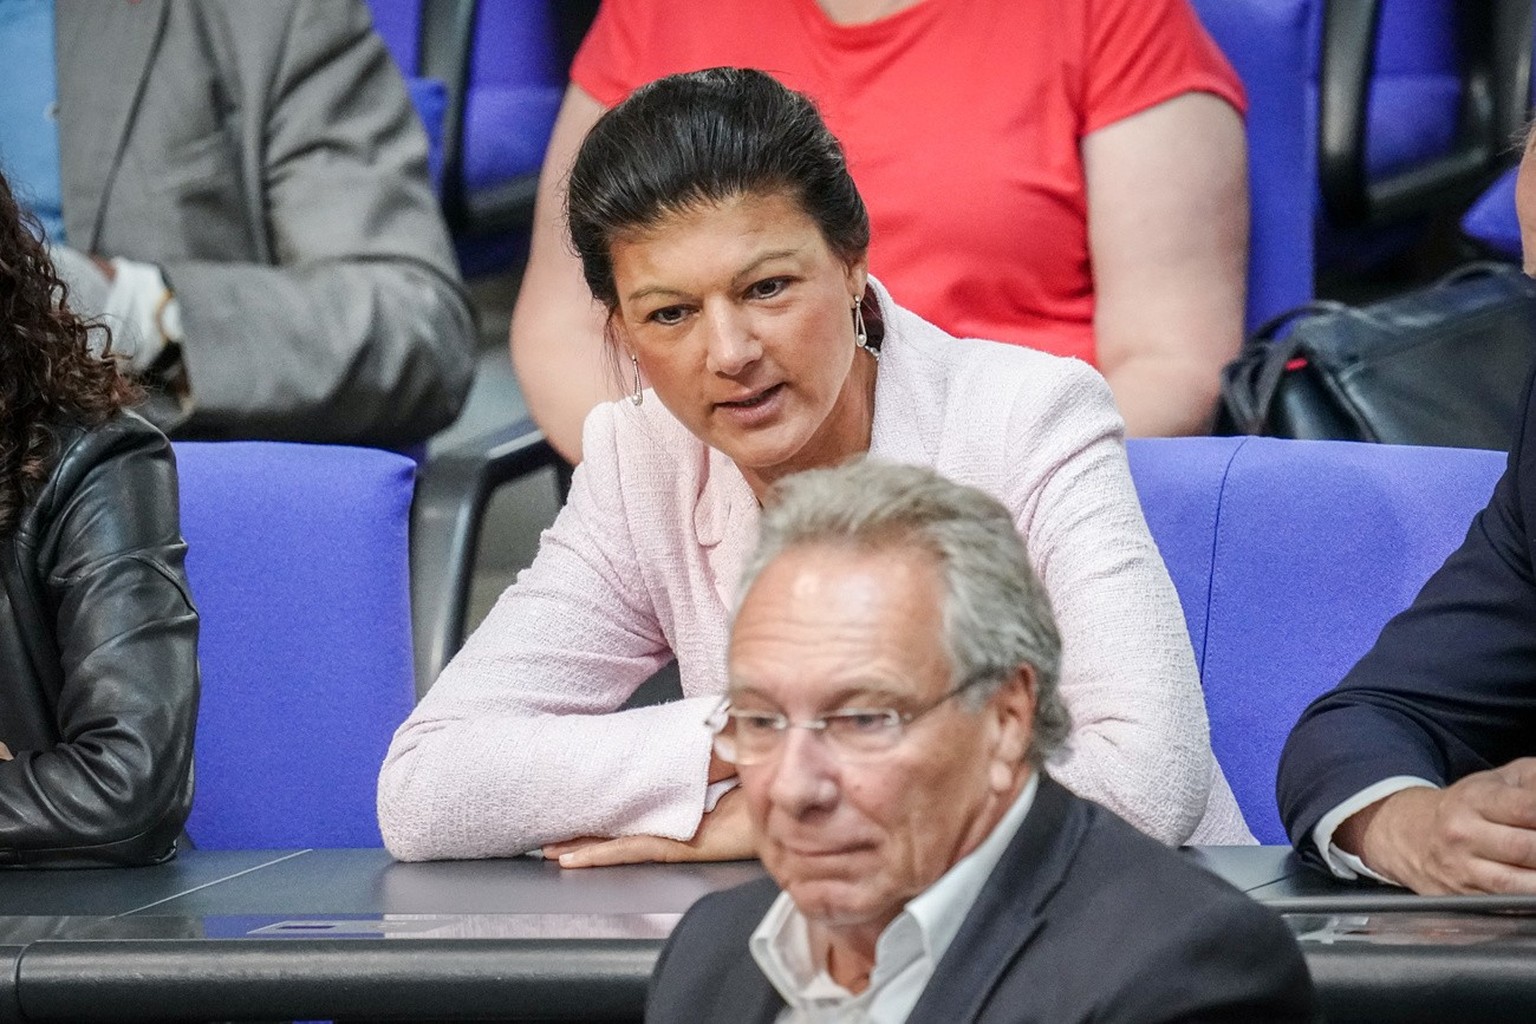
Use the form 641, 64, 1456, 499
1085, 92, 1247, 437
510, 84, 616, 463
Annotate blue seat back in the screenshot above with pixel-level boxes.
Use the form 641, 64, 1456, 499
1128, 436, 1504, 843
1460, 3, 1536, 259
176, 442, 417, 849
364, 0, 423, 74
1366, 0, 1462, 180
462, 0, 564, 190
1190, 0, 1320, 331
363, 0, 448, 190
1463, 164, 1522, 258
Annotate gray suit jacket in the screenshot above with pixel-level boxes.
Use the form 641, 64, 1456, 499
55, 0, 474, 446
648, 776, 1317, 1024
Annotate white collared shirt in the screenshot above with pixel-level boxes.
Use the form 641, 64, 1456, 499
749, 773, 1039, 1024
1312, 776, 1439, 883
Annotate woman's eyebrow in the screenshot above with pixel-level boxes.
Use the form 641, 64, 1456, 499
624, 283, 689, 305
731, 248, 802, 284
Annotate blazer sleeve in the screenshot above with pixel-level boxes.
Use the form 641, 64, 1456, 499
646, 881, 783, 1024
0, 420, 199, 865
377, 406, 722, 861
1011, 361, 1221, 844
161, 0, 474, 447
1104, 894, 1317, 1023
1277, 380, 1536, 858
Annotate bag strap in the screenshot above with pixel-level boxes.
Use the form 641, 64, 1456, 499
1249, 300, 1351, 342
1220, 299, 1347, 434
1434, 261, 1519, 289
1221, 331, 1308, 435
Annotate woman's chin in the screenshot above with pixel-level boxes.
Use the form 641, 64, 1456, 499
708, 425, 807, 477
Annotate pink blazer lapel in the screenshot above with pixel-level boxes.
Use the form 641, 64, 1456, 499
694, 446, 760, 612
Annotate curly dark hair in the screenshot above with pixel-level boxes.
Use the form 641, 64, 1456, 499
0, 171, 140, 536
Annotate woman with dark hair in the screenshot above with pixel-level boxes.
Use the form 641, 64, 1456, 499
0, 171, 198, 867
513, 0, 1247, 461
380, 68, 1251, 864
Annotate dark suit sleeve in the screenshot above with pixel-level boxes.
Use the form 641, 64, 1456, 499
645, 896, 698, 1022
0, 421, 199, 865
1105, 895, 1317, 1023
647, 881, 783, 1024
1278, 376, 1536, 860
163, 0, 474, 446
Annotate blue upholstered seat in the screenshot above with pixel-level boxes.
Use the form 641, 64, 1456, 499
459, 1, 563, 196
1463, 165, 1522, 259
1190, 0, 1319, 332
1128, 436, 1504, 843
1313, 0, 1528, 268
1355, 0, 1463, 183
176, 442, 417, 849
364, 0, 450, 190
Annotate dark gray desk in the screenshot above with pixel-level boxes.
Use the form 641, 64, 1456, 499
0, 847, 1532, 1023
0, 850, 764, 1023
1196, 847, 1536, 1024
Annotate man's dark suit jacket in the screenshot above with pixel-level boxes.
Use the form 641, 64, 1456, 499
648, 775, 1316, 1023
1278, 373, 1536, 863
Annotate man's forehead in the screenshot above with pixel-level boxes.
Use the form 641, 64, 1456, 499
729, 543, 949, 698
734, 543, 942, 632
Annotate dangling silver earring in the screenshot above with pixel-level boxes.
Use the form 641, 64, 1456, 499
853, 299, 878, 360
629, 352, 644, 406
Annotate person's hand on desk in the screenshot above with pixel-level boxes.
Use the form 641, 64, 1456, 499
543, 787, 756, 868
1340, 759, 1536, 894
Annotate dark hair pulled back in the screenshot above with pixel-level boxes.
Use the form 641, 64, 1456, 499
0, 172, 139, 537
565, 67, 871, 315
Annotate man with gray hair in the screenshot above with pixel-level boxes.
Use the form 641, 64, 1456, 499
648, 461, 1315, 1024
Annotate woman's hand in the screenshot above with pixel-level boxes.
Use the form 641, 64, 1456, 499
708, 750, 737, 784
542, 788, 756, 868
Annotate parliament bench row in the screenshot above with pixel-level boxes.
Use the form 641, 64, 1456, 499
175, 434, 1502, 850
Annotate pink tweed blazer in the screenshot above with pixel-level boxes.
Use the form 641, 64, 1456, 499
379, 286, 1253, 860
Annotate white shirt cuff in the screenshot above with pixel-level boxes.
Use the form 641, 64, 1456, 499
703, 776, 739, 813
103, 257, 172, 372
1312, 776, 1439, 883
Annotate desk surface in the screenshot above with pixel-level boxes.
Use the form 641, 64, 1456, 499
0, 846, 1531, 1023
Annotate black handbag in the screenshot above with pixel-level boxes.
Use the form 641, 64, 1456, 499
1219, 263, 1536, 450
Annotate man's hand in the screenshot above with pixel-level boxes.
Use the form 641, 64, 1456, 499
0, 742, 10, 760
48, 247, 169, 371
542, 788, 756, 868
1342, 759, 1536, 894
49, 245, 113, 324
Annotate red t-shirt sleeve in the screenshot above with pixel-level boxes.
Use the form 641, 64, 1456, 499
570, 0, 653, 107
1081, 0, 1247, 135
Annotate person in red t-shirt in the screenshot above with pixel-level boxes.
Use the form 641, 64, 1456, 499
512, 0, 1248, 460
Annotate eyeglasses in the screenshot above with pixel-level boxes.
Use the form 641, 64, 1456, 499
705, 672, 997, 766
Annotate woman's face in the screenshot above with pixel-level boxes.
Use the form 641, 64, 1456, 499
609, 191, 871, 495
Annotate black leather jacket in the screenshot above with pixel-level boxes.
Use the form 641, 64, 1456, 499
0, 412, 198, 866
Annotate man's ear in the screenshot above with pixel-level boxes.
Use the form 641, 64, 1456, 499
989, 664, 1037, 792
